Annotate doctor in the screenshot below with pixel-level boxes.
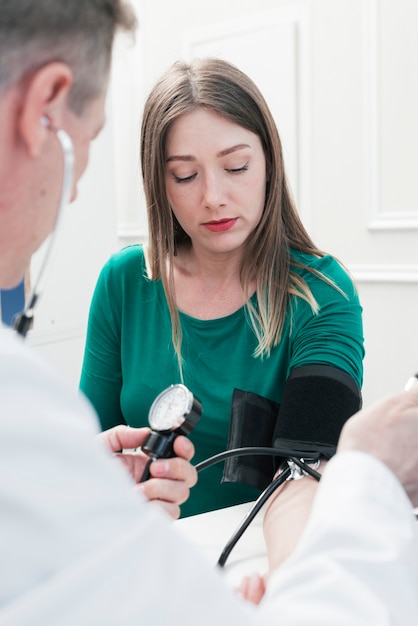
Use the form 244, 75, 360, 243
1, 1, 418, 624
0, 1, 196, 523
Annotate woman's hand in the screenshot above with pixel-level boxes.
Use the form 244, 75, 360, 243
98, 425, 197, 519
236, 573, 266, 605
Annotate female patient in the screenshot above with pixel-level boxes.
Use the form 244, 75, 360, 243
80, 58, 364, 560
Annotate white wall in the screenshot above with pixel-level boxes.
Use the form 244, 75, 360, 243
30, 0, 418, 407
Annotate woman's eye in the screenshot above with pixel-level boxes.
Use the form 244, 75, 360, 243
173, 173, 197, 183
226, 164, 249, 174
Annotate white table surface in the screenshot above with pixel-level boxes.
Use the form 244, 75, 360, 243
175, 502, 268, 587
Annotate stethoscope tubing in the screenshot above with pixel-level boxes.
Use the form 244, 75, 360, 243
14, 127, 74, 337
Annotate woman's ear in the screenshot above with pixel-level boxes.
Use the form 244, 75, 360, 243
18, 62, 73, 157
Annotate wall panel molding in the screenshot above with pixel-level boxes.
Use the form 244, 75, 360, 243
350, 263, 418, 283
363, 0, 418, 231
27, 325, 86, 347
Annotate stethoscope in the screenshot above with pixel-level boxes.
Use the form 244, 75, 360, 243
13, 116, 74, 338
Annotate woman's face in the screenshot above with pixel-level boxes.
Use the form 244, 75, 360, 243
164, 108, 268, 257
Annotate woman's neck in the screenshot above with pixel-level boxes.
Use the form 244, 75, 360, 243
172, 243, 255, 320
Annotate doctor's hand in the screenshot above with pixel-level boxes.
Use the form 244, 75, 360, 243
98, 425, 197, 520
338, 385, 418, 507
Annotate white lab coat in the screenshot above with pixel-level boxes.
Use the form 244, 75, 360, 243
1, 327, 417, 625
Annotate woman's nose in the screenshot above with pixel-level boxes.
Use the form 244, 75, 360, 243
202, 172, 225, 209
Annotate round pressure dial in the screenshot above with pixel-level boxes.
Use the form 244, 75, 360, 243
148, 384, 202, 435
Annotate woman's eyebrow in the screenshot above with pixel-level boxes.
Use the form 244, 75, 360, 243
166, 143, 251, 163
217, 143, 251, 157
166, 154, 195, 163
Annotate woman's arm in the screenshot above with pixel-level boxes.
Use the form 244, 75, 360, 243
263, 261, 364, 571
80, 262, 125, 430
263, 459, 327, 572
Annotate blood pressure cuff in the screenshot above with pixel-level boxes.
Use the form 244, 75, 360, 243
221, 364, 362, 491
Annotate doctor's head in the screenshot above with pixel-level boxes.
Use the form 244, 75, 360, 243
0, 0, 136, 288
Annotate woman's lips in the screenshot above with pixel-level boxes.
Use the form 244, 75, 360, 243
203, 218, 238, 232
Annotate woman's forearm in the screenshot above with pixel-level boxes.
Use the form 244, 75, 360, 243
263, 460, 328, 573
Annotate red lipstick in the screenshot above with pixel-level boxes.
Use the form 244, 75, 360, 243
203, 218, 237, 232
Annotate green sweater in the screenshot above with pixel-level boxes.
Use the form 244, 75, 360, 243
80, 245, 364, 517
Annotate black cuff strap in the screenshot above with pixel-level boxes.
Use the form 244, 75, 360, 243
272, 365, 362, 454
221, 365, 362, 490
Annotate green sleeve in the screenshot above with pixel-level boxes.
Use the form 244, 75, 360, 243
79, 259, 125, 431
289, 255, 364, 387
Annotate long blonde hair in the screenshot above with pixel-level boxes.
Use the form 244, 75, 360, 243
140, 58, 333, 373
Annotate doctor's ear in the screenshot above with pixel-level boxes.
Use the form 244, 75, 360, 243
18, 62, 73, 156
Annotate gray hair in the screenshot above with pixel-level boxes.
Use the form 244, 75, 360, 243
0, 0, 137, 114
